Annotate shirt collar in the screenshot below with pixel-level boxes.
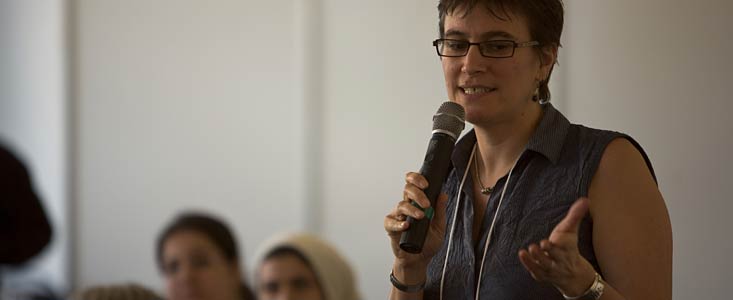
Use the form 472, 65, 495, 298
452, 103, 570, 170
525, 103, 570, 164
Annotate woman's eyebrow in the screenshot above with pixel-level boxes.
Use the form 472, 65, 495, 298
480, 30, 517, 40
444, 29, 468, 38
444, 29, 517, 40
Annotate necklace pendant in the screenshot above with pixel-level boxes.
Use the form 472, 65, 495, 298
481, 187, 493, 195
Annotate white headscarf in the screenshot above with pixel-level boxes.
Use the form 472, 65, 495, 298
253, 232, 361, 300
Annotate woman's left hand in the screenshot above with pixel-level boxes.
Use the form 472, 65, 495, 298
518, 198, 598, 297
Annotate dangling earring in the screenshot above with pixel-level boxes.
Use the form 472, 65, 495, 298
536, 81, 550, 105
538, 94, 550, 105
532, 86, 540, 102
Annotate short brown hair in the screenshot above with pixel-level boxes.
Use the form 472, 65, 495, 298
156, 212, 255, 300
438, 0, 564, 102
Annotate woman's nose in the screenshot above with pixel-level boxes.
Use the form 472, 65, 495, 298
176, 264, 195, 283
277, 287, 296, 300
461, 44, 488, 75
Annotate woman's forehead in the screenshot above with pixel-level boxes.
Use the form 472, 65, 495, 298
259, 254, 315, 278
164, 230, 220, 254
443, 6, 529, 39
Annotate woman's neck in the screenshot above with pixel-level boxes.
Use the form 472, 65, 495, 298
473, 103, 544, 177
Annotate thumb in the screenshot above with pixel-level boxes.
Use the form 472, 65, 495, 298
552, 197, 589, 235
432, 193, 450, 229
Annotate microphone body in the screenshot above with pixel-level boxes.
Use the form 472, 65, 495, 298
399, 102, 464, 254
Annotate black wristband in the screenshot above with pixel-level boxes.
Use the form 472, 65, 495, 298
390, 270, 425, 293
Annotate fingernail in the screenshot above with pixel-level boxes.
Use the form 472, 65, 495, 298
424, 207, 435, 219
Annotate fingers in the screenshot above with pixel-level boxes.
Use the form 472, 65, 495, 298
520, 238, 590, 289
404, 172, 430, 208
519, 242, 561, 282
552, 198, 589, 235
539, 239, 553, 251
404, 182, 430, 209
384, 200, 427, 236
518, 248, 545, 281
405, 172, 428, 189
529, 244, 554, 269
385, 172, 430, 234
541, 238, 572, 262
397, 200, 425, 219
385, 201, 425, 222
384, 204, 408, 237
384, 215, 409, 235
518, 199, 593, 288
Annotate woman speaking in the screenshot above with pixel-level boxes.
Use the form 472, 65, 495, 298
383, 0, 672, 299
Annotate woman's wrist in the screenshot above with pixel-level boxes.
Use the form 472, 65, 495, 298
560, 272, 605, 300
554, 264, 597, 297
392, 259, 428, 286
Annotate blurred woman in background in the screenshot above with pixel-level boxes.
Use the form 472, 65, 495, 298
254, 232, 361, 300
156, 212, 254, 300
71, 283, 162, 300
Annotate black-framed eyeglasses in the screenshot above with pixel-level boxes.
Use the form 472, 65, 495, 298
432, 39, 540, 58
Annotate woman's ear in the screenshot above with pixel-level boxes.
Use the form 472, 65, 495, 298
537, 45, 558, 81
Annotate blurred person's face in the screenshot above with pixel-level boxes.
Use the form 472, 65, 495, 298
161, 230, 242, 300
441, 6, 554, 125
257, 253, 324, 300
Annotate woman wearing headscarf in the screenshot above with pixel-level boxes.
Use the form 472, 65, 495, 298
254, 232, 361, 300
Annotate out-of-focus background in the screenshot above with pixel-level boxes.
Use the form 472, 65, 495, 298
1, 0, 731, 299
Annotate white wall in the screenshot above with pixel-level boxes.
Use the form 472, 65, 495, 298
563, 1, 733, 299
36, 0, 731, 299
320, 1, 447, 299
0, 0, 69, 293
73, 0, 305, 290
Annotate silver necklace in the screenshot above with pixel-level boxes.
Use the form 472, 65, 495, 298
473, 148, 493, 195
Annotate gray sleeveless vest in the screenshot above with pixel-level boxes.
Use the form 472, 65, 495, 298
423, 103, 655, 299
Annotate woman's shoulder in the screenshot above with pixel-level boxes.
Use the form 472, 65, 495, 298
568, 123, 627, 144
566, 124, 650, 169
549, 103, 658, 189
562, 123, 657, 195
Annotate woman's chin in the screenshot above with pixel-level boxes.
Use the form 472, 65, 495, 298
465, 111, 494, 126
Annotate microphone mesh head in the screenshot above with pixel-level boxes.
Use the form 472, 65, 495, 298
432, 101, 465, 138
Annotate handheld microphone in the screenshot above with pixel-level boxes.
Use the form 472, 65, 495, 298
399, 101, 465, 254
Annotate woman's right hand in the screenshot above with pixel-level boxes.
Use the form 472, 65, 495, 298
384, 172, 449, 268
